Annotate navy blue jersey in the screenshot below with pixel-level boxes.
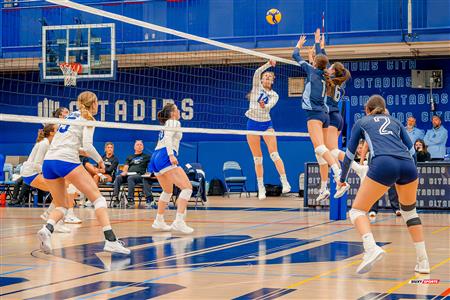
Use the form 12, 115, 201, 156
292, 48, 327, 112
326, 83, 345, 113
340, 114, 415, 182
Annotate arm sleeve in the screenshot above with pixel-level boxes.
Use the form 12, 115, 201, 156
340, 121, 363, 182
265, 92, 279, 110
252, 62, 271, 92
400, 124, 415, 157
32, 142, 48, 173
423, 130, 432, 145
292, 48, 314, 75
81, 126, 102, 163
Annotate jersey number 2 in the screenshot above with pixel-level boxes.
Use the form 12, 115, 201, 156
374, 116, 393, 135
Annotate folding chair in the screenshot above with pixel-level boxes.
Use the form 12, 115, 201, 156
222, 161, 249, 197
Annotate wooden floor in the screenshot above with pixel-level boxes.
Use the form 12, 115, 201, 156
0, 196, 449, 300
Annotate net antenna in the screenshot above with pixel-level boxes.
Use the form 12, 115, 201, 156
59, 62, 82, 86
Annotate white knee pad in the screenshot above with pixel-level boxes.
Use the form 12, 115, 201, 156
179, 189, 193, 200
253, 157, 263, 165
331, 149, 341, 160
270, 152, 281, 162
349, 208, 366, 225
159, 191, 172, 203
56, 207, 68, 215
400, 203, 421, 227
67, 184, 79, 194
315, 154, 327, 165
93, 196, 107, 210
314, 145, 329, 157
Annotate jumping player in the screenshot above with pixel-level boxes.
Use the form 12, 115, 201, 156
245, 60, 291, 199
338, 95, 429, 274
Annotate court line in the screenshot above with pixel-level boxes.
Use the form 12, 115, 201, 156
0, 267, 34, 276
432, 226, 450, 234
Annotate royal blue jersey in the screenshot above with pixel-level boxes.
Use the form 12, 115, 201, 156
292, 48, 327, 112
340, 114, 415, 182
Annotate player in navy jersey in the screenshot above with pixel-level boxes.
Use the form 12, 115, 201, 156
149, 103, 194, 234
338, 95, 429, 274
292, 34, 348, 198
245, 60, 291, 199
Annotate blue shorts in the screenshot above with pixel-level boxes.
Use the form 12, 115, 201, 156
148, 149, 178, 176
22, 174, 38, 186
329, 111, 344, 131
367, 155, 418, 186
305, 110, 330, 128
42, 160, 81, 180
246, 119, 273, 132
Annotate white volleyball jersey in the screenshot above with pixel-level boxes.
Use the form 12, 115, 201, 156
45, 111, 101, 163
155, 119, 182, 156
21, 138, 50, 177
245, 62, 279, 122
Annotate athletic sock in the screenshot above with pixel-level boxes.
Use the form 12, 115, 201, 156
362, 232, 377, 251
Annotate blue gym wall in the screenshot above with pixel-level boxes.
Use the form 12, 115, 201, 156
1, 0, 450, 58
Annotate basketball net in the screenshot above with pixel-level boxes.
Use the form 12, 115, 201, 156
59, 62, 82, 86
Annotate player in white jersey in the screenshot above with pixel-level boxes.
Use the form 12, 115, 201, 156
149, 103, 193, 234
37, 91, 130, 255
245, 60, 291, 200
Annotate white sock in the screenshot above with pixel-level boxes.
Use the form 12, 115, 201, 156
331, 164, 341, 177
102, 225, 112, 232
414, 241, 428, 261
320, 181, 328, 191
175, 212, 185, 222
280, 175, 288, 182
47, 219, 56, 226
257, 177, 264, 187
362, 233, 377, 251
156, 214, 164, 222
67, 208, 74, 216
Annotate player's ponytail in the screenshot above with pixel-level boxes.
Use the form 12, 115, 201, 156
331, 62, 351, 86
77, 91, 97, 121
36, 124, 55, 143
366, 95, 387, 115
157, 103, 175, 125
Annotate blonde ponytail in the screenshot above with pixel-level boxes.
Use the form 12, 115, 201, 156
77, 91, 97, 121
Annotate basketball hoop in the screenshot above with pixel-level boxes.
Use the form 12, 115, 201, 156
59, 62, 82, 86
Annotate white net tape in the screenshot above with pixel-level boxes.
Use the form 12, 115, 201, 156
60, 64, 78, 86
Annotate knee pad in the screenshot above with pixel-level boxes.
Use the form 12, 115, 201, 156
67, 184, 79, 194
56, 207, 68, 215
331, 149, 341, 160
270, 152, 281, 162
400, 203, 421, 226
315, 154, 327, 165
159, 191, 172, 203
349, 208, 366, 225
314, 145, 329, 157
93, 196, 107, 210
253, 157, 263, 165
179, 189, 193, 200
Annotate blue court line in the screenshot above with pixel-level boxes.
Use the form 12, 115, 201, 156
0, 207, 303, 297
0, 267, 34, 276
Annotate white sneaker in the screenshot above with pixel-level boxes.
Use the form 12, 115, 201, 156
316, 189, 330, 204
84, 200, 92, 207
258, 185, 266, 200
55, 221, 71, 233
415, 258, 430, 274
171, 220, 194, 234
64, 215, 82, 224
334, 182, 350, 198
368, 211, 377, 218
40, 212, 49, 221
356, 245, 386, 274
152, 219, 172, 231
37, 227, 52, 254
281, 180, 291, 194
104, 240, 131, 255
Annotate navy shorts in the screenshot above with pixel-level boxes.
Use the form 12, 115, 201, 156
329, 111, 344, 131
22, 173, 38, 185
246, 119, 273, 132
42, 160, 81, 180
305, 110, 330, 128
367, 155, 418, 186
148, 149, 178, 176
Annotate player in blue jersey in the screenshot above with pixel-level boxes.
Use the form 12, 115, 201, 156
245, 60, 291, 200
149, 103, 194, 234
292, 34, 348, 198
37, 91, 130, 255
338, 95, 429, 275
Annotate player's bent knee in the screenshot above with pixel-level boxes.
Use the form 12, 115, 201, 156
270, 152, 281, 162
253, 156, 263, 165
314, 145, 329, 157
349, 208, 366, 225
179, 189, 192, 200
159, 191, 172, 203
400, 203, 421, 227
93, 196, 107, 210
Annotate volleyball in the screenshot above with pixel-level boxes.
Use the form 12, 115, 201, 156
266, 8, 282, 25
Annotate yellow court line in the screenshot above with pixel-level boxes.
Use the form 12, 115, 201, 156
384, 256, 450, 295
432, 226, 450, 234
